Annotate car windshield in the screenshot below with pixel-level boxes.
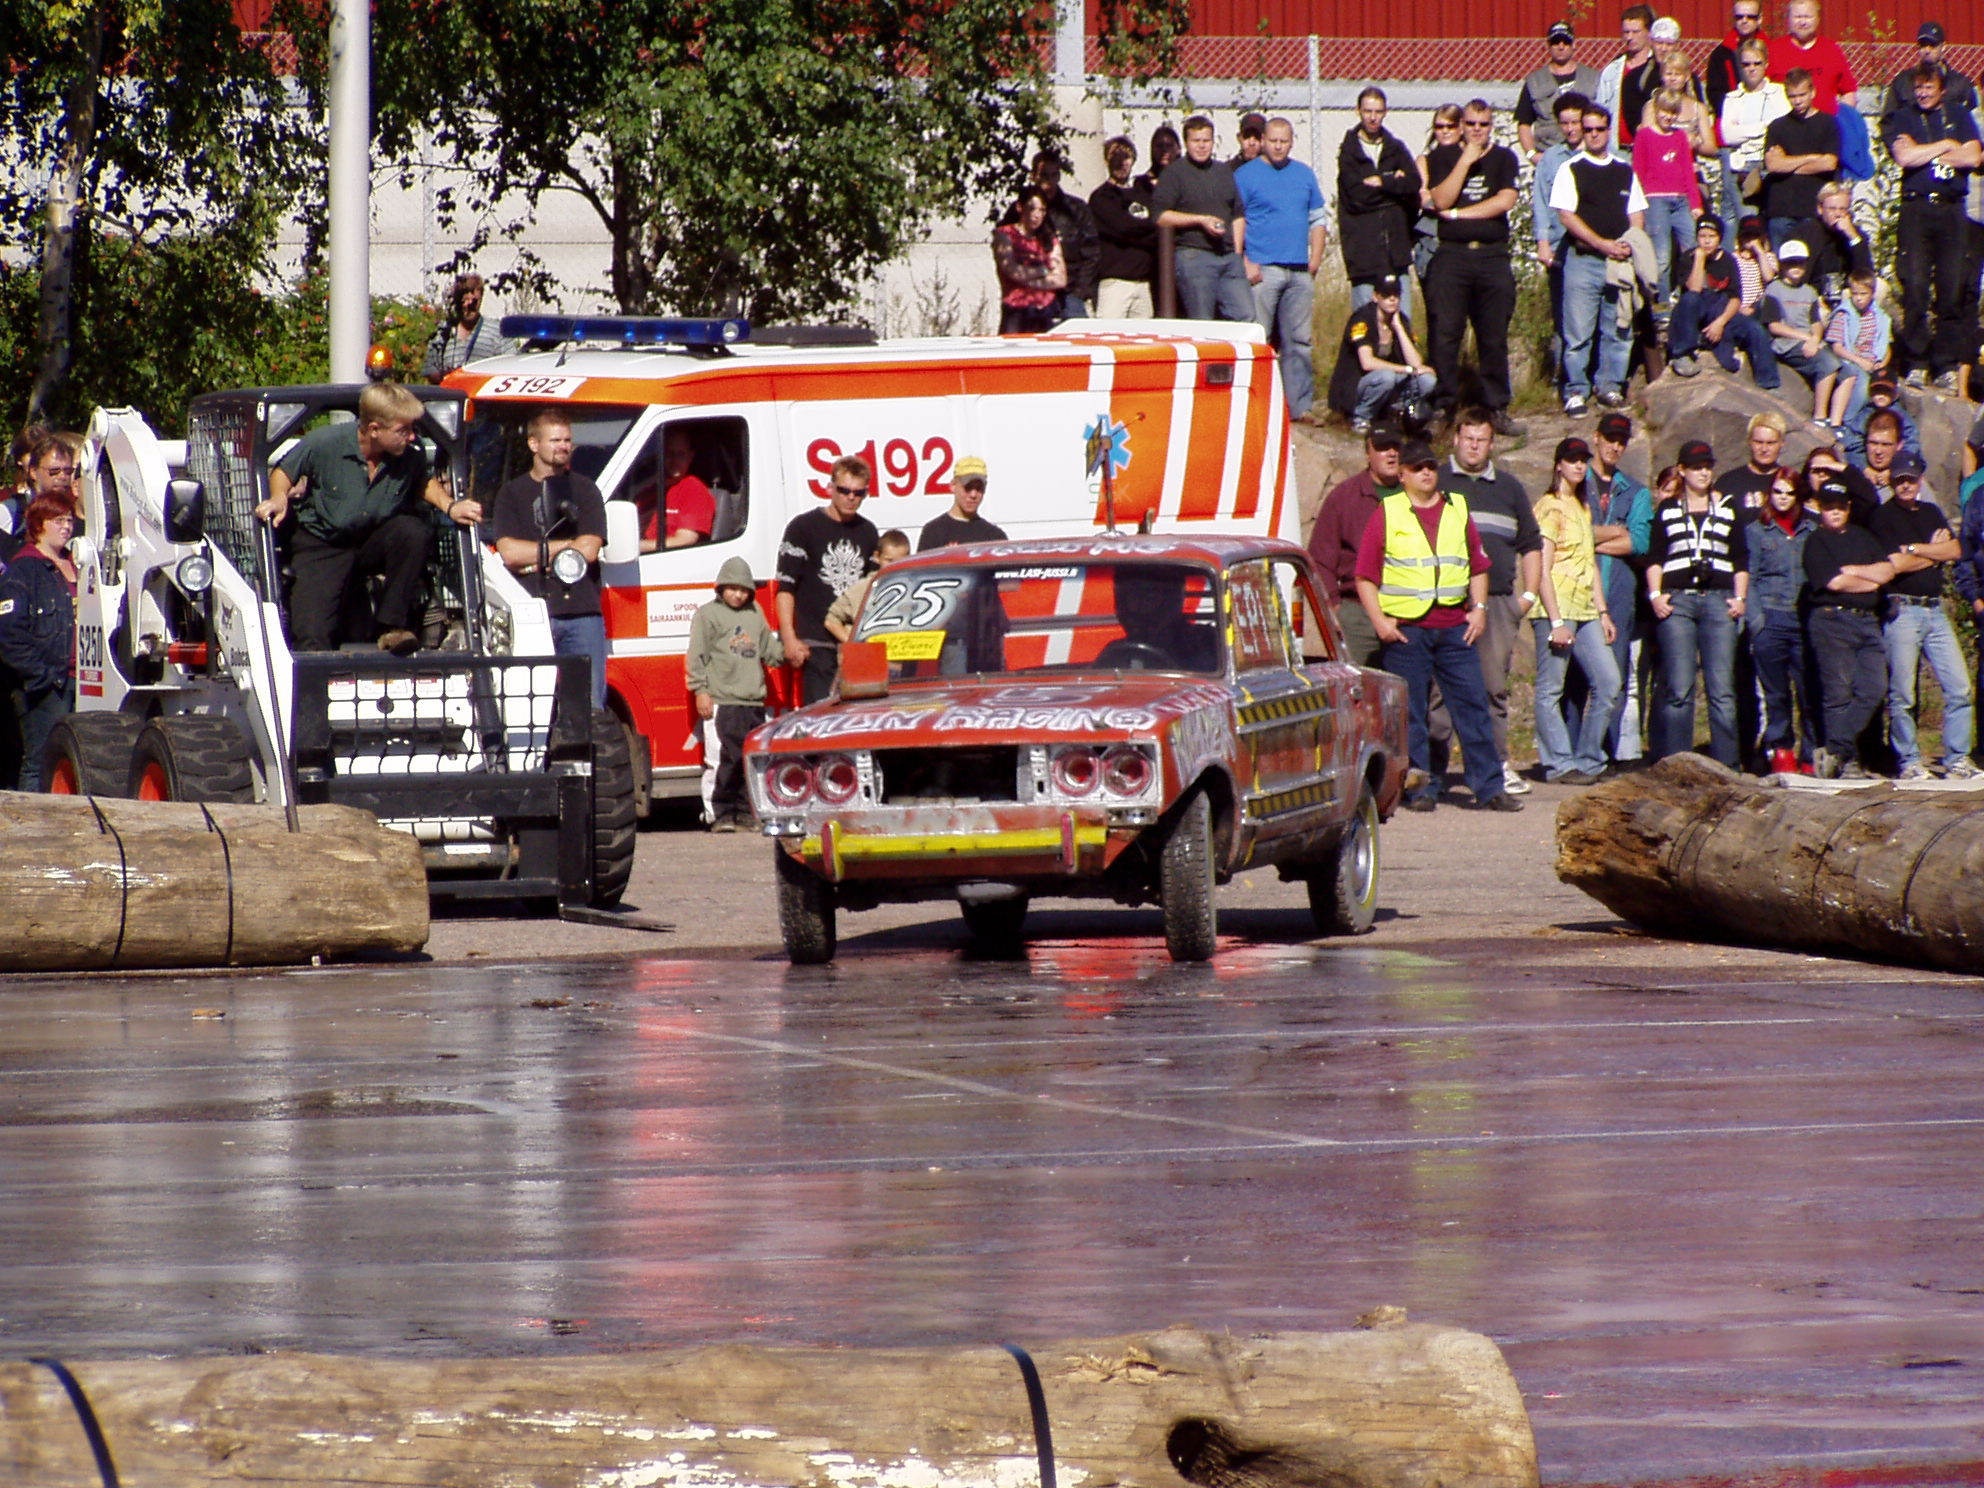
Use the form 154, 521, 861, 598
852, 560, 1223, 679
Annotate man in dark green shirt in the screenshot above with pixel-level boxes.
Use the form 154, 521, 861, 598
255, 383, 478, 652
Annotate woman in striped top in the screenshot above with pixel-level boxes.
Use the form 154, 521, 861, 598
1647, 439, 1750, 766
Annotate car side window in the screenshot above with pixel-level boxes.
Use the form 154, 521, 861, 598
1226, 560, 1294, 673
1274, 559, 1339, 663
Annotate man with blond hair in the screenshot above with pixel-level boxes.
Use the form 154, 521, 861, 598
256, 382, 476, 654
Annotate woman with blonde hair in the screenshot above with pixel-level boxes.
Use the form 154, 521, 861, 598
1530, 439, 1621, 783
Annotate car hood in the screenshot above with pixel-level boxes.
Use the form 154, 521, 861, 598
754, 675, 1232, 750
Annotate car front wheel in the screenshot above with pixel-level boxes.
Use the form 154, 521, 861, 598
1310, 780, 1380, 935
1159, 791, 1218, 962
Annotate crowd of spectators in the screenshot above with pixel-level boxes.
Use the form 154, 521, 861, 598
1311, 406, 1984, 797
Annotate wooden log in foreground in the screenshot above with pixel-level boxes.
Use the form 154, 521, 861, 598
0, 1323, 1537, 1488
0, 792, 428, 970
1556, 753, 1984, 972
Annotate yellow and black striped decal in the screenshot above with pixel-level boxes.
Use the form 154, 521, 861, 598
1248, 777, 1340, 817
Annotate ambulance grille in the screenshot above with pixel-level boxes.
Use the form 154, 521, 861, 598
872, 747, 1021, 805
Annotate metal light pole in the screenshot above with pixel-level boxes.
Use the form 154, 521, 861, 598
328, 0, 370, 384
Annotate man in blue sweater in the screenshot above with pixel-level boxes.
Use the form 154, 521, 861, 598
1237, 118, 1330, 420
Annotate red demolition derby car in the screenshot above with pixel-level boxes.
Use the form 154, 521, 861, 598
746, 536, 1410, 963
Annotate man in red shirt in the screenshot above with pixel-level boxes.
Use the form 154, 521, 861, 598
1767, 0, 1856, 112
1307, 426, 1403, 667
641, 427, 716, 552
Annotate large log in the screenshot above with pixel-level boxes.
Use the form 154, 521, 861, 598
0, 1323, 1537, 1488
0, 793, 428, 970
1556, 754, 1984, 971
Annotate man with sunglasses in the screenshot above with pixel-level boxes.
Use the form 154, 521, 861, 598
1516, 22, 1601, 165
1354, 438, 1520, 813
776, 455, 880, 704
1718, 37, 1788, 230
1868, 451, 1978, 779
1424, 100, 1526, 436
1706, 0, 1767, 120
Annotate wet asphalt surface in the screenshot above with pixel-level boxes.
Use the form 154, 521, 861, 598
3, 793, 1982, 1486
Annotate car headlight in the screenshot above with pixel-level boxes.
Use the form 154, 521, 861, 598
1102, 746, 1154, 798
765, 758, 815, 807
1051, 747, 1100, 797
813, 753, 860, 804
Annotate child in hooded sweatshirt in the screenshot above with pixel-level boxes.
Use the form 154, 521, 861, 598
687, 556, 784, 831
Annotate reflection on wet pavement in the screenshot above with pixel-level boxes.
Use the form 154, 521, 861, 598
2, 939, 1981, 1485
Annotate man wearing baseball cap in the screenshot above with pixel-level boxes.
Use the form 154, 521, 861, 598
1585, 410, 1654, 762
1867, 449, 1979, 779
1309, 425, 1405, 668
1883, 23, 1979, 117
918, 456, 1008, 552
1353, 437, 1520, 812
1229, 112, 1268, 170
1516, 23, 1601, 163
1802, 479, 1892, 779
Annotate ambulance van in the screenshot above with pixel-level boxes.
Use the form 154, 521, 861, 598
445, 316, 1298, 809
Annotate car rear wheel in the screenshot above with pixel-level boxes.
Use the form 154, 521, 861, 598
1310, 780, 1380, 935
1159, 790, 1217, 962
775, 847, 837, 964
960, 894, 1029, 945
41, 713, 143, 796
126, 716, 255, 803
589, 709, 638, 908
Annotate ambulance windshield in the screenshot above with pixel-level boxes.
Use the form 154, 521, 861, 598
853, 561, 1222, 678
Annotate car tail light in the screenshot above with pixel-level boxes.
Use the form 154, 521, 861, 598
1051, 747, 1100, 797
814, 753, 860, 804
766, 758, 815, 807
1102, 747, 1153, 798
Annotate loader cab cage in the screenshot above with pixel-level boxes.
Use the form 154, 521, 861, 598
185, 385, 482, 650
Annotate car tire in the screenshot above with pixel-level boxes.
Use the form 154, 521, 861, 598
775, 847, 837, 964
590, 709, 638, 908
126, 715, 256, 803
41, 713, 143, 796
1159, 790, 1218, 962
1310, 780, 1380, 935
960, 895, 1029, 945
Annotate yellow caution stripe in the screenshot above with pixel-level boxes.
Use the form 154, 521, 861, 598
1247, 778, 1339, 817
1237, 693, 1330, 727
804, 820, 1111, 881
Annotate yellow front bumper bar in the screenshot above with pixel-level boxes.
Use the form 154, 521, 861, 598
803, 817, 1111, 882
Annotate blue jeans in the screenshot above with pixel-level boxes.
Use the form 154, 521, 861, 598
1767, 216, 1805, 250
1561, 248, 1631, 398
551, 611, 609, 709
1643, 195, 1697, 303
1380, 621, 1505, 803
1884, 600, 1975, 767
1669, 292, 1781, 387
1835, 360, 1870, 425
1060, 293, 1090, 319
1533, 617, 1622, 776
1652, 589, 1741, 765
1174, 248, 1254, 321
1748, 609, 1818, 755
1717, 148, 1747, 232
1353, 368, 1438, 424
1253, 265, 1316, 416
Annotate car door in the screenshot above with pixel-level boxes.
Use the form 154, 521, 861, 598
1226, 559, 1328, 840
1278, 555, 1359, 815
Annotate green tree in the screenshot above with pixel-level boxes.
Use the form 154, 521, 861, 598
0, 0, 323, 424
355, 0, 1185, 321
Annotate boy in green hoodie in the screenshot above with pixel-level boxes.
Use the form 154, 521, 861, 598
688, 556, 784, 831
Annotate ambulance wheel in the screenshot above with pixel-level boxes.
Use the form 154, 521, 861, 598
1159, 790, 1218, 962
1310, 781, 1380, 936
41, 713, 143, 796
589, 708, 638, 908
775, 848, 837, 965
960, 894, 1029, 946
127, 716, 255, 803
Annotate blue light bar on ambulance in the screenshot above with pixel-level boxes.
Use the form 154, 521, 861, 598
499, 315, 750, 348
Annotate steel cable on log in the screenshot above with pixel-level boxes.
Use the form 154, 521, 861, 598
30, 1358, 122, 1488
999, 1343, 1058, 1488
84, 796, 129, 970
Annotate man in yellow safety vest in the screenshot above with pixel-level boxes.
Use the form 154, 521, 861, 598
1353, 438, 1523, 813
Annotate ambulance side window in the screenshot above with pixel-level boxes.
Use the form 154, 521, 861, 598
1276, 558, 1339, 663
618, 416, 748, 554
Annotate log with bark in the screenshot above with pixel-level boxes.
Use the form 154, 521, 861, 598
0, 793, 428, 970
0, 1321, 1537, 1488
1555, 754, 1984, 972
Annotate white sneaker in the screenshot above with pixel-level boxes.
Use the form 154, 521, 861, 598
1502, 764, 1533, 795
1898, 761, 1936, 782
1944, 756, 1981, 780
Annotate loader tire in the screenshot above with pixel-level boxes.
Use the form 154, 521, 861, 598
41, 713, 144, 796
590, 708, 638, 908
127, 716, 256, 804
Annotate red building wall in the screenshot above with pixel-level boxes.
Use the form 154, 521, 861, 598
1135, 0, 1971, 42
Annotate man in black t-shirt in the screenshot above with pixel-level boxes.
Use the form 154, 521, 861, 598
1550, 105, 1644, 418
1865, 453, 1978, 777
777, 455, 881, 704
1423, 100, 1526, 433
1882, 65, 1983, 392
492, 409, 611, 707
1762, 70, 1839, 247
1802, 482, 1893, 778
918, 455, 1009, 551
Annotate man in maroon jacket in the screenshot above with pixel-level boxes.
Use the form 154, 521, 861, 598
1306, 425, 1403, 668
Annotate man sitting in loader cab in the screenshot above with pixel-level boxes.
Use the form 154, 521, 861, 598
254, 382, 479, 654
